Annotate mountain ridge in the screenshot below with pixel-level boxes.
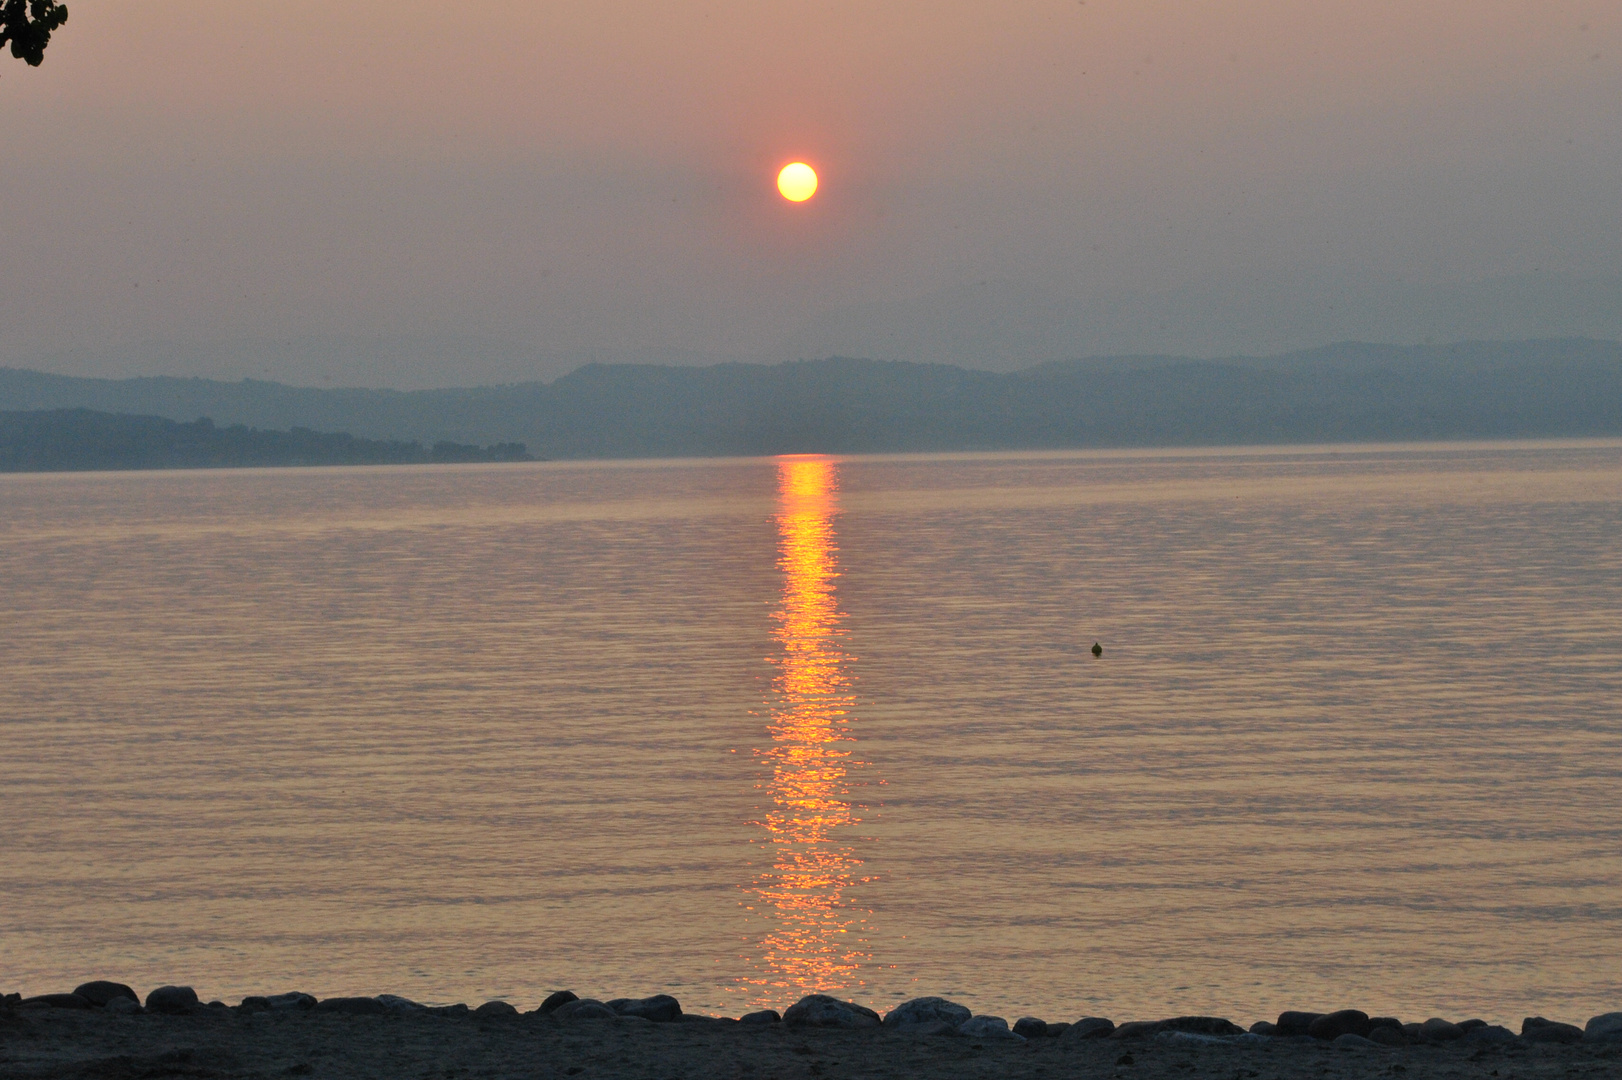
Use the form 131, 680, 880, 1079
2, 339, 1619, 459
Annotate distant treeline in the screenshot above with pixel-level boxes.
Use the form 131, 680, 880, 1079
2, 338, 1621, 458
0, 409, 531, 472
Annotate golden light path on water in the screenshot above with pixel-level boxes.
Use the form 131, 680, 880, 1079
741, 456, 873, 1003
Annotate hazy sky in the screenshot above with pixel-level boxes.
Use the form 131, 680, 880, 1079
2, 1, 1620, 385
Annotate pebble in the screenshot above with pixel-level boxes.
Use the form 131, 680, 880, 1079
267, 992, 317, 1011
314, 997, 389, 1016
1419, 1018, 1463, 1042
1309, 1009, 1371, 1040
782, 994, 882, 1029
1521, 1016, 1584, 1044
144, 986, 199, 1015
1059, 1016, 1116, 1041
1585, 1012, 1622, 1042
552, 998, 618, 1020
19, 993, 93, 1010
1275, 1011, 1322, 1036
606, 995, 682, 1023
904, 1019, 967, 1036
375, 995, 427, 1013
536, 990, 578, 1016
1116, 1016, 1244, 1039
72, 981, 138, 1007
1332, 1033, 1380, 1049
1109, 1021, 1161, 1039
882, 997, 972, 1031
1155, 1031, 1233, 1046
959, 1015, 1023, 1041
1012, 1017, 1048, 1038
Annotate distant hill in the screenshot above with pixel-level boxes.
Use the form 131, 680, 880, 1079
0, 409, 531, 472
1, 339, 1619, 460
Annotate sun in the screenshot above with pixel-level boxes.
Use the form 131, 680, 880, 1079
777, 162, 818, 202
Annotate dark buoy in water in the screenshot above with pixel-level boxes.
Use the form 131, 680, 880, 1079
1091, 642, 1103, 657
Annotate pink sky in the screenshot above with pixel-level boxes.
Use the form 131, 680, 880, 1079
2, 1, 1619, 385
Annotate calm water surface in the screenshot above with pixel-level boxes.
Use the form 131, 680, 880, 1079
3, 443, 1620, 1024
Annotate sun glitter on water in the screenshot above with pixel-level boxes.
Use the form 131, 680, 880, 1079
777, 162, 818, 202
739, 455, 873, 1005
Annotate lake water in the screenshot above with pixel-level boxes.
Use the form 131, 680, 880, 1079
3, 442, 1620, 1025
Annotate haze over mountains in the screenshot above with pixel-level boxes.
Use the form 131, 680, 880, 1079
12, 274, 1622, 390
3, 339, 1619, 462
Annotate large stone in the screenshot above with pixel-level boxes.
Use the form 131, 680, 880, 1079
1462, 1024, 1518, 1045
1012, 1017, 1048, 1039
552, 998, 617, 1020
1332, 1033, 1380, 1050
1060, 1016, 1115, 1041
1419, 1018, 1463, 1042
429, 1003, 470, 1017
1248, 1021, 1278, 1036
315, 997, 389, 1015
1586, 1013, 1622, 1042
1109, 1018, 1161, 1037
376, 995, 427, 1013
475, 1001, 518, 1017
1521, 1017, 1583, 1044
106, 996, 142, 1015
145, 986, 199, 1014
536, 990, 578, 1016
738, 1009, 780, 1025
72, 981, 138, 1007
782, 994, 882, 1029
1275, 1011, 1324, 1037
1309, 1010, 1372, 1040
959, 1015, 1023, 1041
883, 997, 972, 1030
19, 993, 93, 1010
606, 995, 682, 1023
1109, 1021, 1161, 1040
1115, 1016, 1242, 1039
896, 1019, 961, 1036
1367, 1025, 1407, 1047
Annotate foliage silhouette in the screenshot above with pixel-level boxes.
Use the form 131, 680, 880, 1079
2, 0, 68, 67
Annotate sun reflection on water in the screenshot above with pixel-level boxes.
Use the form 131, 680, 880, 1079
739, 456, 873, 1004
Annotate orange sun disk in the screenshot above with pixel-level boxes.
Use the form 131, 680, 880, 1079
777, 162, 818, 202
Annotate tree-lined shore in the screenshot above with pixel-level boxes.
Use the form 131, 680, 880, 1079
0, 408, 531, 472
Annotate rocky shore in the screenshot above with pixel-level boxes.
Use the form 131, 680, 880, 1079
4, 984, 1620, 1080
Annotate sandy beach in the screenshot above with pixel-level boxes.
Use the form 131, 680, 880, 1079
6, 990, 1620, 1080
